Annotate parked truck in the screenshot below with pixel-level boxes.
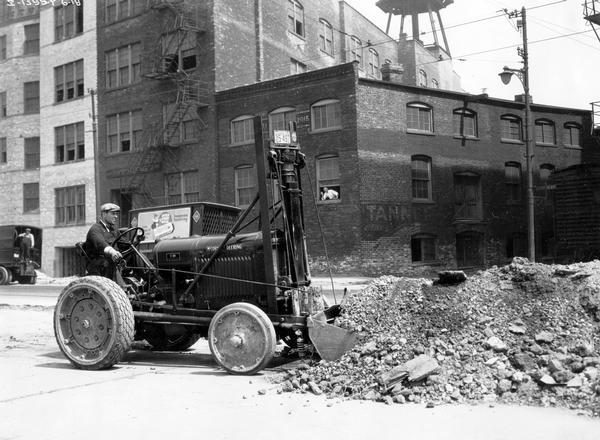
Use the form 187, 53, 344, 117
0, 225, 41, 285
53, 117, 355, 374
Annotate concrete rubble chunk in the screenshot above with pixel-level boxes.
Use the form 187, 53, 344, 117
539, 374, 557, 386
566, 376, 584, 388
508, 325, 526, 335
485, 336, 508, 352
535, 331, 555, 344
380, 354, 440, 387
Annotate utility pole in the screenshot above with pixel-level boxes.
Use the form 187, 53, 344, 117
499, 7, 535, 261
89, 88, 100, 214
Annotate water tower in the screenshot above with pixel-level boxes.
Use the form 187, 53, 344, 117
376, 0, 454, 57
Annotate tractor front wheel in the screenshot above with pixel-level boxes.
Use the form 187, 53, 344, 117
0, 266, 12, 285
208, 302, 276, 375
53, 276, 134, 370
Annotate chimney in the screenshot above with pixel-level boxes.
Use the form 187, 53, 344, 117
381, 63, 404, 83
514, 93, 533, 103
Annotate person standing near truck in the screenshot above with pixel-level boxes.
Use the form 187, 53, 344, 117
84, 203, 123, 279
18, 228, 34, 261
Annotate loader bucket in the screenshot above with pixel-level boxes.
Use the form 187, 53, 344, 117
307, 305, 357, 361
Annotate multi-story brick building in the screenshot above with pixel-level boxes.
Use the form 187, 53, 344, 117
215, 62, 596, 274
0, 3, 41, 235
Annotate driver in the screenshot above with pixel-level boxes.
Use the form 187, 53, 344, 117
84, 203, 123, 279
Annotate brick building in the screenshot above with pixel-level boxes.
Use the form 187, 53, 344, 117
216, 62, 596, 274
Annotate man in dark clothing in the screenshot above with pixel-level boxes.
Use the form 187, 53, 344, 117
84, 203, 123, 279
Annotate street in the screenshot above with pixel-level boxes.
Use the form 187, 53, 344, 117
1, 283, 600, 440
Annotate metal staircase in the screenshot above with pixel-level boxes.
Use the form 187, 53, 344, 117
124, 0, 206, 208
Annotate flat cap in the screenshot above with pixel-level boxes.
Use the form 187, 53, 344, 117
100, 203, 121, 212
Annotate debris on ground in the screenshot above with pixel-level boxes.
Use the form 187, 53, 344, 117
274, 258, 600, 416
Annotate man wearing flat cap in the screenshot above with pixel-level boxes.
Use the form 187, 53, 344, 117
84, 203, 123, 279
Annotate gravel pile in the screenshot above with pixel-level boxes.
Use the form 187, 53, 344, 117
275, 258, 600, 416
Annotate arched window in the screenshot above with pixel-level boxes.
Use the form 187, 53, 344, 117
411, 233, 436, 262
411, 155, 432, 201
500, 114, 522, 141
350, 36, 362, 67
316, 154, 340, 202
319, 19, 333, 55
288, 0, 304, 37
406, 103, 433, 132
368, 48, 380, 78
453, 108, 477, 138
234, 165, 256, 207
311, 99, 341, 131
539, 163, 555, 183
268, 107, 296, 138
431, 78, 439, 89
535, 119, 556, 145
564, 122, 582, 147
418, 69, 427, 87
505, 161, 522, 203
230, 115, 254, 145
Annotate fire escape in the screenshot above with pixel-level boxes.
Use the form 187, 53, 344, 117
584, 1, 600, 135
125, 0, 207, 208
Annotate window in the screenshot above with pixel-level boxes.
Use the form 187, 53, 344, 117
162, 103, 199, 144
106, 43, 141, 88
269, 107, 296, 138
564, 122, 582, 147
411, 234, 436, 262
235, 165, 256, 207
105, 0, 145, 23
110, 189, 133, 226
230, 115, 254, 145
505, 162, 522, 203
411, 156, 432, 200
55, 122, 85, 163
23, 183, 39, 213
0, 137, 6, 163
166, 171, 200, 205
454, 172, 481, 220
453, 108, 477, 138
418, 69, 427, 87
319, 19, 333, 55
316, 155, 340, 202
288, 0, 304, 37
501, 115, 522, 141
55, 1, 84, 42
55, 185, 86, 225
407, 103, 433, 132
106, 110, 142, 153
368, 48, 380, 78
539, 163, 555, 184
23, 81, 39, 114
0, 35, 6, 60
160, 32, 196, 72
349, 36, 362, 67
23, 23, 39, 55
24, 137, 40, 169
290, 58, 307, 74
535, 119, 556, 145
311, 99, 341, 131
431, 78, 439, 89
1, 91, 6, 117
55, 60, 84, 103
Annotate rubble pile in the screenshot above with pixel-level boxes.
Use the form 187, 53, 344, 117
277, 258, 600, 415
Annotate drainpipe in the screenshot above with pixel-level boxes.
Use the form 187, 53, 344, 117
255, 0, 264, 82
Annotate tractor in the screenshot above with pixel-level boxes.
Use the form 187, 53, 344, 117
53, 117, 355, 374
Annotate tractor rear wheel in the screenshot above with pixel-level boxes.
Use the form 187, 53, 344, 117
53, 276, 134, 370
0, 266, 12, 285
142, 324, 202, 351
208, 302, 276, 375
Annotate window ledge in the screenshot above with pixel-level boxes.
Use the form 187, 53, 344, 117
319, 49, 334, 57
407, 129, 434, 136
309, 126, 342, 135
53, 34, 84, 45
54, 95, 86, 106
453, 135, 480, 141
106, 82, 141, 93
564, 144, 582, 150
288, 31, 306, 41
500, 138, 524, 145
229, 141, 255, 147
103, 13, 145, 27
536, 142, 557, 148
317, 199, 341, 204
412, 199, 434, 204
54, 159, 86, 165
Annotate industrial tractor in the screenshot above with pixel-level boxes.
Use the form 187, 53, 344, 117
53, 117, 356, 374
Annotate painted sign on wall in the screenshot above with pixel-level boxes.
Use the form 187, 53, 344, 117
361, 203, 410, 240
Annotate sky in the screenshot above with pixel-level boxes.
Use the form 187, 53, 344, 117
344, 0, 600, 111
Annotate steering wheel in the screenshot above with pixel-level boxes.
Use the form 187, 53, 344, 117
112, 227, 145, 258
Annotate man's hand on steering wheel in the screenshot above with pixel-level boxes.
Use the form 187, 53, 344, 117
111, 227, 145, 260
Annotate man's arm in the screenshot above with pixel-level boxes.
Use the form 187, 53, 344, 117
87, 224, 121, 261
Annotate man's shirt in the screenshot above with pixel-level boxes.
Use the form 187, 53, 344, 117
85, 221, 117, 258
